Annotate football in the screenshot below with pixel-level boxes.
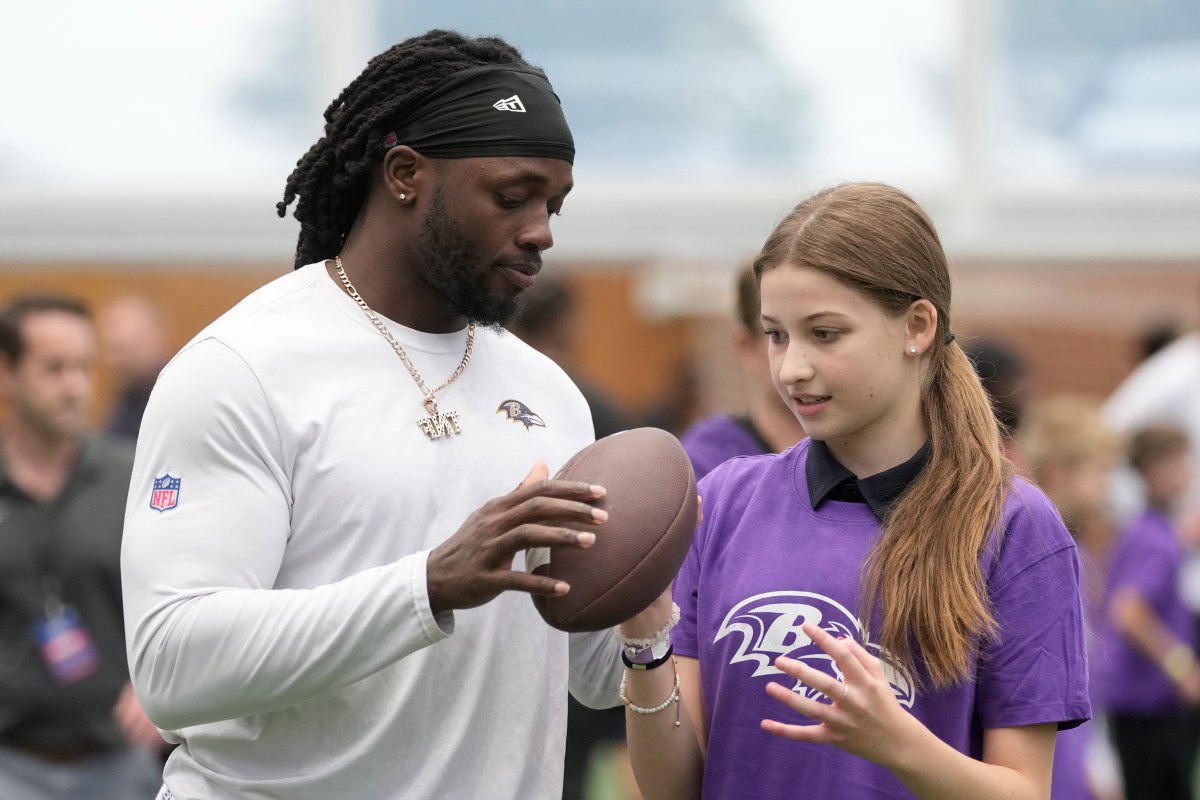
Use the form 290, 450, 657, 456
529, 427, 699, 632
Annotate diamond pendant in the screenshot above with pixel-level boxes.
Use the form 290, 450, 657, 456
417, 411, 462, 440
416, 396, 462, 440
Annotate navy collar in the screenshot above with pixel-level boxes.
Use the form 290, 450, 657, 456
805, 439, 932, 521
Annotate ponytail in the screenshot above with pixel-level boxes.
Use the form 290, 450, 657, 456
860, 340, 1011, 687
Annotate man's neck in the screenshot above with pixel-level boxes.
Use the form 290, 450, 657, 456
1, 424, 81, 503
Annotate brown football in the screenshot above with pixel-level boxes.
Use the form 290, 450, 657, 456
529, 427, 699, 632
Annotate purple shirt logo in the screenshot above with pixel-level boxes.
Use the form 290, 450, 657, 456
715, 590, 915, 707
150, 474, 181, 512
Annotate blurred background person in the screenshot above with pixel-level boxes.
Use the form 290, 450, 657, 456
1137, 319, 1182, 365
95, 293, 173, 441
509, 275, 632, 441
1019, 393, 1125, 800
966, 337, 1031, 477
1105, 291, 1200, 521
1098, 424, 1198, 800
1105, 292, 1200, 669
0, 294, 163, 799
680, 264, 805, 479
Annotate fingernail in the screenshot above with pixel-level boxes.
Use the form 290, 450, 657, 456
555, 582, 570, 595
578, 532, 596, 546
590, 484, 606, 496
592, 508, 608, 522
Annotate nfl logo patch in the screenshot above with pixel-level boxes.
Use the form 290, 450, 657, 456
150, 474, 181, 512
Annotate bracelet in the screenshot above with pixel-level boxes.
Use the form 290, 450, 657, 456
1163, 643, 1196, 683
617, 602, 680, 657
619, 658, 682, 726
623, 644, 674, 671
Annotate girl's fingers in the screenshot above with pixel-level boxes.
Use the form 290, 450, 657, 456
840, 634, 888, 679
764, 676, 834, 717
760, 717, 830, 743
801, 622, 871, 683
775, 656, 847, 704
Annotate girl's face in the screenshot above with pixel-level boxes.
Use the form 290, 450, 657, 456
759, 264, 930, 474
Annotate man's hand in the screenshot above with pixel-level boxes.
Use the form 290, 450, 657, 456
113, 682, 166, 748
426, 461, 608, 615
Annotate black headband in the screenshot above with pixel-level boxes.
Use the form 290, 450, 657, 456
383, 64, 574, 163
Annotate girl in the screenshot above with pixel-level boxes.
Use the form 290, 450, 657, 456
619, 183, 1090, 799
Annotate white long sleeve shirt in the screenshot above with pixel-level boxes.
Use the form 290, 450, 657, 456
122, 264, 622, 799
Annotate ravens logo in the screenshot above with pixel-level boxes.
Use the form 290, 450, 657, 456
496, 399, 546, 430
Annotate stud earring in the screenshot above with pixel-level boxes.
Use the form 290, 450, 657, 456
908, 345, 918, 355
399, 193, 407, 200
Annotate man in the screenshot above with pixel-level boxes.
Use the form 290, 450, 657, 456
122, 30, 624, 800
1105, 312, 1200, 518
965, 338, 1030, 476
508, 276, 631, 440
0, 294, 162, 798
96, 293, 173, 441
680, 264, 805, 479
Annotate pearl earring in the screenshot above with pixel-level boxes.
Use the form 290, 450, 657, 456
908, 345, 918, 355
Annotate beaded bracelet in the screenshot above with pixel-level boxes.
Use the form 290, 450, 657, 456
619, 660, 681, 726
617, 602, 680, 657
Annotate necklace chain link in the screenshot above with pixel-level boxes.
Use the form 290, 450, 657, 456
334, 255, 475, 417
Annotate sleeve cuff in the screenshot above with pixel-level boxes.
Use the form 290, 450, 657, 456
412, 549, 454, 639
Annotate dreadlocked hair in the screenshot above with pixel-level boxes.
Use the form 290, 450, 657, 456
276, 30, 535, 269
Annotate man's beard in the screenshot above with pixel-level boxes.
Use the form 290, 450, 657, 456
415, 188, 527, 330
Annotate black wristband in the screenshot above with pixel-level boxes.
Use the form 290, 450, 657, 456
622, 644, 674, 671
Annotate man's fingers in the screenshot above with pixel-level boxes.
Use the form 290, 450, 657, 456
498, 522, 599, 553
501, 570, 572, 597
510, 463, 606, 505
500, 494, 609, 532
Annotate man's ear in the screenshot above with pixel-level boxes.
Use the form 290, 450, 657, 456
380, 145, 423, 205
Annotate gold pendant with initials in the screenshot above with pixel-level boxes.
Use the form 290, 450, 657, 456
417, 396, 462, 440
417, 411, 462, 440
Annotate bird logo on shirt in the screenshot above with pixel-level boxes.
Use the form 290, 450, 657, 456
715, 590, 915, 708
496, 399, 546, 430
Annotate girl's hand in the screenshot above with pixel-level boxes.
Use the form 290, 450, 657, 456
760, 621, 923, 770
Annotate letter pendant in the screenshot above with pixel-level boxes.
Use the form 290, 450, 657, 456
417, 411, 462, 440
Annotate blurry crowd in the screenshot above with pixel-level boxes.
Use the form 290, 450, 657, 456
0, 272, 1196, 800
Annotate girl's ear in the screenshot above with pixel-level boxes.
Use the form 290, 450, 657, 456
905, 299, 938, 355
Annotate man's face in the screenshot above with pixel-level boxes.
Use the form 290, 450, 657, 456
1, 310, 96, 441
97, 295, 168, 386
414, 156, 573, 329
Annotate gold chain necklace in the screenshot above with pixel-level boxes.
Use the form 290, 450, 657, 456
334, 255, 475, 440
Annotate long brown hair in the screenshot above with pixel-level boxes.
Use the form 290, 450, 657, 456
753, 182, 1012, 687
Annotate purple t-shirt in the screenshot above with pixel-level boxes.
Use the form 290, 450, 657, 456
680, 414, 769, 480
673, 439, 1091, 799
1098, 508, 1193, 714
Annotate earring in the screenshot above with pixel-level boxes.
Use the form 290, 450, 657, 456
399, 193, 407, 200
908, 345, 918, 355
